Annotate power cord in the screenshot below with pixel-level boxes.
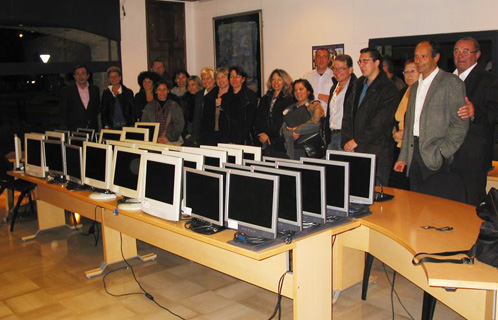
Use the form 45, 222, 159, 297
102, 232, 186, 320
267, 271, 288, 320
382, 264, 415, 320
233, 232, 268, 245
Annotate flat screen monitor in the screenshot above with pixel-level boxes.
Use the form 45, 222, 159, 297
183, 146, 227, 168
226, 170, 279, 239
14, 134, 22, 169
111, 146, 145, 199
301, 157, 350, 217
45, 131, 66, 142
326, 150, 376, 205
76, 128, 96, 142
183, 168, 224, 226
99, 129, 122, 143
262, 156, 301, 164
135, 122, 159, 143
25, 133, 46, 178
200, 145, 243, 164
71, 132, 89, 140
275, 161, 326, 224
162, 150, 203, 170
140, 153, 183, 221
217, 143, 261, 161
83, 141, 113, 191
242, 160, 276, 167
43, 140, 65, 177
121, 127, 149, 142
54, 129, 70, 142
251, 166, 302, 232
64, 144, 83, 184
68, 137, 87, 147
222, 163, 252, 171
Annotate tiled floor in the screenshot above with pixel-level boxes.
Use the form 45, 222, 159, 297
0, 198, 465, 319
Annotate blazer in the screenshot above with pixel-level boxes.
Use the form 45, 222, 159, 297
101, 84, 135, 129
226, 85, 259, 145
60, 83, 100, 131
451, 66, 498, 171
341, 70, 399, 167
398, 69, 468, 172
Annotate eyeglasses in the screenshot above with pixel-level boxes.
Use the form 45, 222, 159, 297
403, 70, 418, 75
453, 49, 477, 55
357, 58, 373, 65
333, 67, 349, 72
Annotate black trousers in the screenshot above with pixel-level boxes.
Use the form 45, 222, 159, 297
409, 138, 446, 192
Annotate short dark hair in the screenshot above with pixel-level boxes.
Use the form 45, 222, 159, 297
106, 66, 122, 77
73, 64, 89, 75
154, 79, 170, 91
137, 71, 161, 90
418, 41, 441, 58
173, 69, 190, 83
229, 65, 248, 79
360, 48, 382, 69
382, 56, 394, 73
335, 54, 353, 68
292, 79, 314, 101
404, 58, 415, 67
151, 59, 165, 68
456, 36, 480, 52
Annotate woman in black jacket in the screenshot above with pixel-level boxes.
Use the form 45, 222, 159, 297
101, 66, 135, 129
255, 69, 295, 156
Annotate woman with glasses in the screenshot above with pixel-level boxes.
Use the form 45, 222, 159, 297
255, 69, 295, 156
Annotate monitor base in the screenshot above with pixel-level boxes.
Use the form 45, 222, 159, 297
117, 198, 142, 211
89, 192, 116, 201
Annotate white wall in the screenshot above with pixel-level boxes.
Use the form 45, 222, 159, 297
121, 0, 498, 94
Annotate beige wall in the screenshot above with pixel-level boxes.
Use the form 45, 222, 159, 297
121, 0, 498, 94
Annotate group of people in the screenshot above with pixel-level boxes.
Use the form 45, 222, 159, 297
60, 35, 498, 206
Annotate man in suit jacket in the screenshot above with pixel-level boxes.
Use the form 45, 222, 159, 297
342, 48, 399, 186
394, 41, 469, 191
60, 65, 100, 131
451, 37, 498, 205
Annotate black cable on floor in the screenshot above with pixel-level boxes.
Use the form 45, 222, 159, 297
382, 263, 415, 320
267, 271, 288, 320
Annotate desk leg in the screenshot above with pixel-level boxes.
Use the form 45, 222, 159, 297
21, 200, 66, 241
293, 231, 332, 319
84, 223, 157, 279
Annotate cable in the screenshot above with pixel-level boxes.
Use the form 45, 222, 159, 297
382, 264, 415, 320
267, 271, 288, 320
102, 232, 186, 320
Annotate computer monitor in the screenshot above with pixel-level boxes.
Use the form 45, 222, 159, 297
242, 159, 276, 167
326, 150, 376, 205
121, 127, 149, 142
76, 128, 96, 142
225, 170, 279, 239
106, 140, 136, 151
64, 144, 83, 185
222, 163, 252, 171
45, 131, 66, 142
262, 156, 301, 164
83, 142, 115, 200
99, 129, 122, 143
162, 150, 203, 170
183, 146, 227, 168
134, 142, 169, 154
140, 153, 183, 221
134, 122, 159, 143
251, 166, 302, 232
25, 133, 46, 178
275, 161, 326, 224
200, 145, 243, 164
54, 129, 71, 142
14, 134, 22, 170
111, 147, 146, 210
71, 131, 90, 140
43, 139, 66, 180
301, 157, 350, 218
217, 143, 262, 161
68, 136, 87, 147
183, 168, 224, 227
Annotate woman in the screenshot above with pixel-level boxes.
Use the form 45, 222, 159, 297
282, 79, 325, 160
192, 67, 217, 145
101, 66, 135, 129
226, 66, 258, 145
141, 80, 184, 144
170, 69, 190, 98
134, 71, 161, 121
255, 69, 295, 156
182, 75, 203, 140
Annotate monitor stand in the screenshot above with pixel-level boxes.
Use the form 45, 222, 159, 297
89, 188, 116, 201
117, 198, 142, 211
66, 181, 90, 191
47, 175, 66, 185
348, 202, 372, 218
185, 218, 225, 235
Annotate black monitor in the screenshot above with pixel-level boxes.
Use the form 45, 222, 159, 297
100, 130, 122, 143
135, 122, 159, 142
43, 140, 65, 179
64, 144, 83, 185
68, 137, 87, 147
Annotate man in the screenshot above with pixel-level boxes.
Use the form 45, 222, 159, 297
101, 66, 135, 129
60, 65, 100, 131
382, 56, 406, 92
150, 59, 172, 84
303, 48, 334, 113
451, 37, 498, 205
394, 41, 468, 192
324, 54, 357, 150
342, 48, 399, 185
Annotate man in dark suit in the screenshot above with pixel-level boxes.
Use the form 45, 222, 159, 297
451, 37, 498, 205
394, 41, 469, 192
342, 48, 399, 185
60, 65, 100, 131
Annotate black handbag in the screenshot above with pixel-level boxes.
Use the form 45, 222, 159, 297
412, 188, 498, 269
295, 120, 327, 159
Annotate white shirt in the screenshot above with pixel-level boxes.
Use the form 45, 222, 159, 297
303, 68, 334, 113
328, 78, 351, 130
453, 62, 477, 81
107, 85, 122, 97
414, 67, 439, 137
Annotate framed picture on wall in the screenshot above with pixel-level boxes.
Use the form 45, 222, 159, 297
311, 44, 345, 69
214, 10, 263, 96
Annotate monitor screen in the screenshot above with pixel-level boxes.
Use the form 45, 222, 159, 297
44, 140, 64, 175
69, 137, 86, 147
136, 124, 156, 142
326, 150, 375, 204
184, 168, 223, 226
125, 131, 146, 141
85, 146, 107, 182
27, 139, 42, 166
112, 148, 143, 197
184, 160, 197, 169
205, 156, 220, 167
145, 160, 175, 205
101, 132, 122, 143
65, 144, 82, 182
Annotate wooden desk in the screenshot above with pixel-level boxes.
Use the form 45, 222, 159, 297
9, 171, 360, 320
339, 187, 498, 320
